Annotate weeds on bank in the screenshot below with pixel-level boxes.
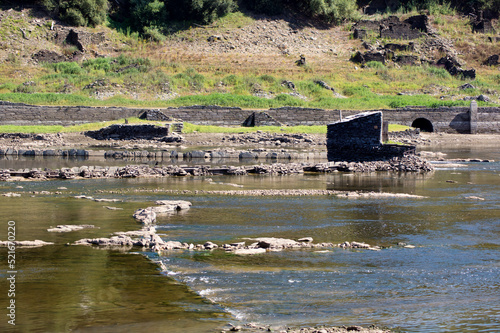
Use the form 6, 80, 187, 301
0, 119, 409, 135
1, 11, 499, 109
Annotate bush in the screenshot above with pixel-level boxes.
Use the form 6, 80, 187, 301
190, 0, 237, 24
129, 0, 166, 31
365, 61, 385, 69
304, 0, 360, 24
113, 55, 152, 72
244, 0, 285, 15
258, 74, 277, 84
43, 0, 108, 27
15, 83, 36, 94
128, 0, 236, 34
82, 58, 111, 72
143, 26, 166, 42
0, 83, 18, 92
222, 74, 240, 86
426, 66, 452, 79
342, 85, 376, 98
244, 0, 359, 23
50, 62, 83, 75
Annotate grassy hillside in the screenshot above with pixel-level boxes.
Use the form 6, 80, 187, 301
0, 7, 498, 110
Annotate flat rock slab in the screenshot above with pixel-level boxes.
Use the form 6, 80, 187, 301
234, 248, 267, 255
251, 237, 301, 249
47, 224, 97, 232
155, 200, 192, 210
0, 240, 53, 247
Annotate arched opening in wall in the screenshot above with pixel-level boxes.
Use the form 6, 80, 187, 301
412, 118, 434, 132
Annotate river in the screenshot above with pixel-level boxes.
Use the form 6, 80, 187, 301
0, 143, 499, 333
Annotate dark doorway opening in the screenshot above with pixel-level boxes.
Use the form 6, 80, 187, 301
412, 118, 434, 132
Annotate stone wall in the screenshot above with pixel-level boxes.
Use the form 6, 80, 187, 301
158, 106, 254, 126
0, 101, 145, 126
0, 101, 499, 133
85, 124, 171, 140
478, 107, 500, 133
326, 111, 415, 162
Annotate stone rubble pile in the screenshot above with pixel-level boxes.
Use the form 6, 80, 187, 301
388, 128, 429, 145
85, 124, 175, 141
0, 157, 434, 181
223, 132, 324, 146
334, 155, 434, 172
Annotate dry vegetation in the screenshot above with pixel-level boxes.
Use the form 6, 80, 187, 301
0, 7, 499, 109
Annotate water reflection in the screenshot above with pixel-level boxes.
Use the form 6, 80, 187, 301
0, 145, 499, 332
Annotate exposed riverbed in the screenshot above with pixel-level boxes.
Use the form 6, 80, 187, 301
0, 134, 499, 333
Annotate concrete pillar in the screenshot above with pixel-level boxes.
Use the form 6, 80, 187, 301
382, 121, 389, 142
470, 101, 478, 134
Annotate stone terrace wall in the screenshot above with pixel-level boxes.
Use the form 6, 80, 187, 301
0, 101, 499, 133
478, 107, 500, 133
158, 106, 253, 126
0, 101, 145, 126
265, 107, 359, 126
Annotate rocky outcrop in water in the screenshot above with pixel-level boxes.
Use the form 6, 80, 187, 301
0, 157, 434, 181
334, 155, 434, 172
235, 323, 393, 333
74, 200, 192, 251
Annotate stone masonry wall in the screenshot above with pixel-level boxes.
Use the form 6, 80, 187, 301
478, 108, 500, 133
327, 111, 415, 162
0, 101, 499, 133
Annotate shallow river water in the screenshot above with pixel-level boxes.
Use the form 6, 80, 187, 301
0, 144, 499, 333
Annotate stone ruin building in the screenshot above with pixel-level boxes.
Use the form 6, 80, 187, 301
327, 111, 415, 162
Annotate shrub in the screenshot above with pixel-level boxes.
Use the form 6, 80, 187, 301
244, 0, 284, 15
365, 61, 385, 69
50, 62, 83, 75
129, 0, 166, 31
426, 66, 452, 79
15, 83, 36, 94
43, 0, 108, 27
128, 0, 236, 34
189, 0, 237, 24
83, 58, 111, 72
113, 55, 152, 72
61, 44, 80, 57
222, 74, 240, 86
0, 83, 17, 92
259, 74, 276, 84
6, 53, 18, 64
143, 26, 166, 42
342, 85, 376, 98
304, 0, 360, 24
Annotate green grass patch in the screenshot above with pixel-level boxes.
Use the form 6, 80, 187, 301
388, 124, 411, 132
183, 123, 327, 134
0, 91, 485, 109
0, 125, 65, 134
0, 117, 155, 134
0, 117, 411, 135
